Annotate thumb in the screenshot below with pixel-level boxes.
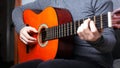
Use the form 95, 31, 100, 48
28, 26, 38, 33
89, 21, 97, 32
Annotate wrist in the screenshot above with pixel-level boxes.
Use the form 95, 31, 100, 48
88, 36, 104, 47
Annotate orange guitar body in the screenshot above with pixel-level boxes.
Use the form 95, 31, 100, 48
17, 7, 73, 63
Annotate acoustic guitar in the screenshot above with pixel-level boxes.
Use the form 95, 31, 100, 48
17, 6, 120, 63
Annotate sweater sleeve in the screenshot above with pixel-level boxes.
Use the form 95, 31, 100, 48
12, 0, 51, 33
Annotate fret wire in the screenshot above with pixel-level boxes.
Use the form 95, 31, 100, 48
78, 20, 80, 26
64, 23, 66, 37
51, 27, 53, 39
67, 23, 69, 36
44, 29, 47, 41
57, 26, 59, 38
56, 26, 58, 38
68, 23, 70, 37
49, 28, 52, 39
69, 23, 71, 36
54, 26, 56, 39
76, 21, 79, 33
53, 27, 55, 39
58, 25, 61, 38
48, 29, 51, 39
61, 24, 64, 37
103, 14, 108, 28
52, 27, 54, 39
51, 28, 53, 39
46, 28, 49, 40
77, 20, 82, 32
63, 24, 66, 37
75, 21, 78, 34
103, 13, 107, 28
96, 15, 101, 29
51, 27, 54, 39
41, 29, 45, 41
74, 21, 76, 34
70, 22, 73, 35
47, 28, 50, 40
72, 22, 74, 35
45, 29, 47, 40
100, 14, 103, 29
94, 16, 96, 25
60, 24, 62, 37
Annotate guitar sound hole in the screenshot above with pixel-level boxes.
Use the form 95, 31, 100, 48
41, 28, 47, 43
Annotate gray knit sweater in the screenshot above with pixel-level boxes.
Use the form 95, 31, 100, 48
12, 0, 116, 68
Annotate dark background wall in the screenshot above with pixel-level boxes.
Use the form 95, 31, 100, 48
0, 0, 15, 67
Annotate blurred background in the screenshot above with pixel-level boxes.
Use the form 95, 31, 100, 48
0, 0, 35, 68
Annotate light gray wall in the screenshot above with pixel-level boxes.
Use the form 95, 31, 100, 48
22, 0, 35, 5
112, 0, 120, 10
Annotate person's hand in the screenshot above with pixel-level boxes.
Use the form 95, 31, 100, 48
112, 8, 120, 29
112, 8, 120, 16
77, 19, 101, 42
19, 26, 38, 45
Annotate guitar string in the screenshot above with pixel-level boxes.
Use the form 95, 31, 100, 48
42, 14, 109, 41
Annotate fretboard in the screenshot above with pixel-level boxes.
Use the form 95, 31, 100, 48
41, 12, 112, 42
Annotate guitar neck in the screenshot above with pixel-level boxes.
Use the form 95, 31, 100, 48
42, 12, 112, 41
